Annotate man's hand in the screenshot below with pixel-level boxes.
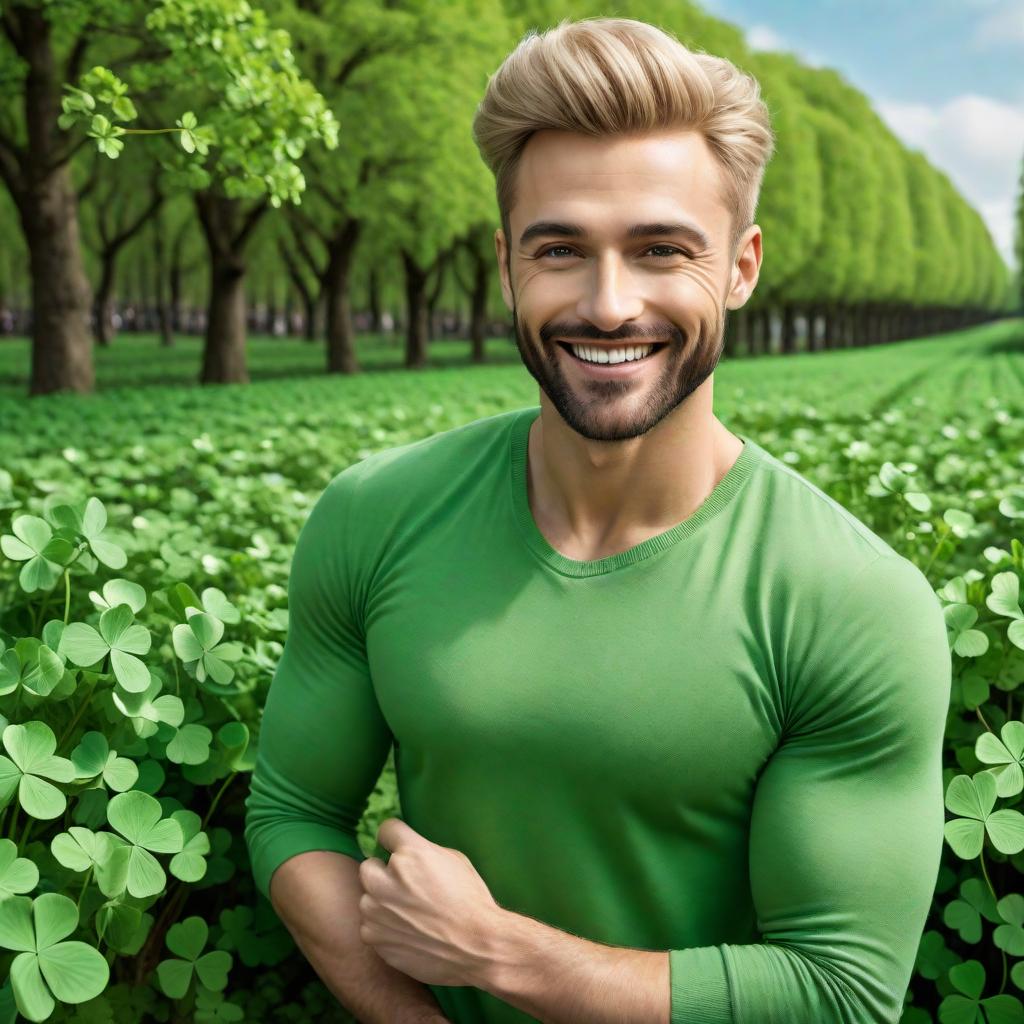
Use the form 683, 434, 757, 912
358, 817, 508, 988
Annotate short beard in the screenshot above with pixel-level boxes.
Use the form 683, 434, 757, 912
511, 303, 728, 443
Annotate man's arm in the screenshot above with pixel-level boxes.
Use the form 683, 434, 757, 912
244, 471, 447, 1022
270, 850, 449, 1023
466, 553, 952, 1024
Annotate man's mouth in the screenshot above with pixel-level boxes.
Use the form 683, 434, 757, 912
556, 341, 668, 366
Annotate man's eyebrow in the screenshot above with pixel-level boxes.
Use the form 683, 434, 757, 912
517, 221, 712, 251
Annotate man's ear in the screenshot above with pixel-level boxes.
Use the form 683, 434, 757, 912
725, 226, 763, 311
495, 228, 513, 311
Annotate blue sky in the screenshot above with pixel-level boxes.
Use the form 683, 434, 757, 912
697, 0, 1024, 270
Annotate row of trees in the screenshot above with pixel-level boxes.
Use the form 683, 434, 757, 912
0, 0, 1016, 396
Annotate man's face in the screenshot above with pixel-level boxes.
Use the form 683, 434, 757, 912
495, 128, 760, 443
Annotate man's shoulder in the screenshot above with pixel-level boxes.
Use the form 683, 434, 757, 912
753, 444, 899, 567
322, 406, 526, 511
746, 442, 942, 634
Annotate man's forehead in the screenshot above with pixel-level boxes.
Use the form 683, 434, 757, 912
511, 128, 728, 241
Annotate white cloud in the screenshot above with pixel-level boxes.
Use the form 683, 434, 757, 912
876, 93, 1024, 269
743, 23, 827, 67
745, 24, 787, 51
971, 0, 1024, 50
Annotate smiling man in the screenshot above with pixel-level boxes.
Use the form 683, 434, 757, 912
244, 16, 952, 1024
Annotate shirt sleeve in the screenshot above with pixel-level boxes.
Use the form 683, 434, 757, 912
243, 468, 393, 902
669, 552, 952, 1024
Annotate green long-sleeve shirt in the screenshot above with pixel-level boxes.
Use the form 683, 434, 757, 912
244, 405, 952, 1024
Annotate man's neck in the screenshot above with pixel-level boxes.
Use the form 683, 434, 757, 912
525, 403, 743, 563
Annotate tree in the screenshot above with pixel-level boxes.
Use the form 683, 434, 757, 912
0, 0, 338, 395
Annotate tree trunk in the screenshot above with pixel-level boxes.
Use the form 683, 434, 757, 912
324, 217, 362, 374
93, 254, 116, 347
19, 163, 95, 394
194, 190, 268, 384
152, 209, 174, 348
4, 4, 95, 395
468, 247, 489, 363
368, 267, 383, 333
202, 249, 248, 382
402, 250, 431, 369
780, 303, 796, 354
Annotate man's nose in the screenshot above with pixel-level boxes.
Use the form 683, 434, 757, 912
575, 255, 645, 331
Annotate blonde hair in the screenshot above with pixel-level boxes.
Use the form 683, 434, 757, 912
471, 16, 775, 259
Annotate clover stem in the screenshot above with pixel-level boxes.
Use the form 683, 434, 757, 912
201, 771, 237, 833
63, 569, 71, 625
56, 658, 106, 754
977, 706, 997, 735
6, 802, 18, 843
77, 865, 93, 912
17, 813, 32, 850
979, 846, 999, 904
922, 523, 952, 576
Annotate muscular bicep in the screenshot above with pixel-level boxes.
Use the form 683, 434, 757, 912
722, 554, 952, 1023
244, 472, 393, 900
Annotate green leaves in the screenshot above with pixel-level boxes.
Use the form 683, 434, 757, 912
69, 732, 139, 792
938, 959, 1024, 1023
0, 893, 109, 1022
0, 839, 39, 900
156, 916, 232, 999
104, 791, 184, 899
0, 722, 75, 820
976, 722, 1024, 798
60, 604, 152, 693
172, 610, 242, 690
986, 572, 1024, 651
0, 498, 125, 595
877, 460, 932, 512
0, 517, 68, 594
945, 770, 1024, 858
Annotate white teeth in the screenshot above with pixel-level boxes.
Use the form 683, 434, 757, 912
569, 343, 655, 365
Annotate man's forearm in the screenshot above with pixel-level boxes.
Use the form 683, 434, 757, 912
474, 909, 670, 1024
269, 849, 450, 1024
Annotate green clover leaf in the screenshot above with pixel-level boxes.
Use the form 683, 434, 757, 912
945, 603, 990, 658
70, 732, 139, 792
945, 771, 1024, 857
88, 579, 146, 616
156, 916, 231, 1000
50, 499, 125, 570
168, 810, 210, 884
977, 721, 1024, 798
60, 605, 151, 693
165, 724, 213, 766
172, 611, 242, 688
995, 894, 1024, 956
940, 960, 1024, 1020
943, 877, 1001, 943
0, 838, 39, 899
0, 647, 23, 698
111, 678, 184, 740
914, 929, 960, 981
0, 516, 68, 593
0, 722, 76, 819
194, 984, 243, 1023
105, 791, 184, 898
50, 828, 111, 875
987, 572, 1024, 651
199, 588, 240, 624
94, 901, 153, 957
0, 893, 109, 1021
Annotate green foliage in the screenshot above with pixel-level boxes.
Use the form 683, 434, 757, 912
55, 0, 339, 208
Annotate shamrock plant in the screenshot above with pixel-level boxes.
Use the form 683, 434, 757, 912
0, 495, 257, 1020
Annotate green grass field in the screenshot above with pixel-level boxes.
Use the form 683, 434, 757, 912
0, 319, 1022, 1022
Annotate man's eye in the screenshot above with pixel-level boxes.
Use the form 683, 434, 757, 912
536, 245, 687, 259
